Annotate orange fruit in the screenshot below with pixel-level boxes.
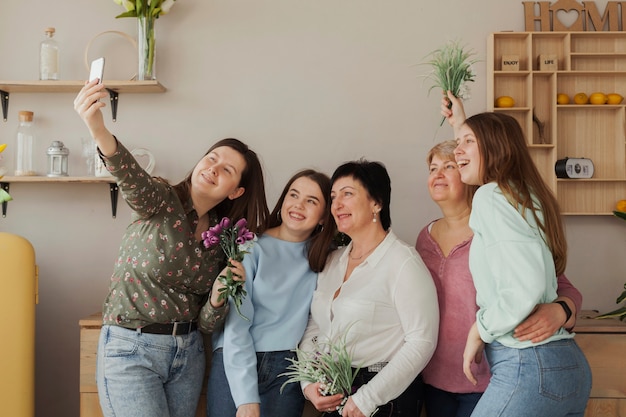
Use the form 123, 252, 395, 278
589, 92, 608, 105
616, 200, 626, 212
573, 92, 588, 105
556, 93, 570, 104
607, 93, 624, 104
495, 96, 515, 108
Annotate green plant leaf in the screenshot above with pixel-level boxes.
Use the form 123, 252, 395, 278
595, 305, 626, 321
613, 210, 626, 220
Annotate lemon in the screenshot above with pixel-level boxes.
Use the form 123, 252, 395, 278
556, 93, 570, 105
607, 93, 624, 105
0, 143, 6, 153
589, 92, 608, 105
573, 92, 588, 105
495, 96, 515, 108
617, 200, 626, 212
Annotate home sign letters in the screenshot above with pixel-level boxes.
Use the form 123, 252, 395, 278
524, 0, 626, 31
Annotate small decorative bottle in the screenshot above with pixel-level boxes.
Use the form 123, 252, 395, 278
15, 111, 37, 176
40, 27, 59, 80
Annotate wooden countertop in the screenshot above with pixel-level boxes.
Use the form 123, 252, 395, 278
79, 312, 102, 328
574, 310, 626, 334
80, 310, 626, 333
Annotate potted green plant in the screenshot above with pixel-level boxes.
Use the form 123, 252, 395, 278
596, 203, 626, 321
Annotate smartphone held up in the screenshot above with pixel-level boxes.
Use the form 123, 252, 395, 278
89, 57, 105, 84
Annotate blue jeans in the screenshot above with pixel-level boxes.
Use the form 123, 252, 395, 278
424, 384, 482, 417
471, 339, 592, 417
207, 348, 305, 417
96, 325, 206, 417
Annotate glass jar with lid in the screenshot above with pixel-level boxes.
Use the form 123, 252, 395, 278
15, 111, 37, 176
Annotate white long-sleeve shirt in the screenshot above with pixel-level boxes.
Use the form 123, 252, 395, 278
299, 230, 439, 416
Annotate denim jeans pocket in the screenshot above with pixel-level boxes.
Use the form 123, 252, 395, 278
534, 340, 581, 401
103, 327, 140, 358
257, 350, 295, 386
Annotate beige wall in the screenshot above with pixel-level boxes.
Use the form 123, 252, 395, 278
0, 1, 624, 416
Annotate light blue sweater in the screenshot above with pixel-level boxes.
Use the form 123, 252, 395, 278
469, 183, 573, 348
212, 234, 318, 407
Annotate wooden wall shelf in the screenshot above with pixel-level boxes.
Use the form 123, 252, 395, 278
0, 80, 166, 121
488, 32, 626, 215
0, 176, 119, 218
0, 80, 165, 93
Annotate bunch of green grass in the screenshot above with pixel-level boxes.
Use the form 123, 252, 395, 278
422, 40, 479, 125
280, 329, 360, 402
424, 40, 478, 97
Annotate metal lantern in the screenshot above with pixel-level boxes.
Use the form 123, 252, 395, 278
46, 140, 69, 177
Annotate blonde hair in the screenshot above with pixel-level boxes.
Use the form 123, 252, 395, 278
426, 140, 478, 207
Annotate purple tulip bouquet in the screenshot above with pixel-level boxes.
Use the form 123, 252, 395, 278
201, 217, 256, 320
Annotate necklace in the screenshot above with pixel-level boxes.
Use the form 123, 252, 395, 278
349, 245, 376, 260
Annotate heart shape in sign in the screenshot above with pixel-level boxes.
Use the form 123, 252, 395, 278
555, 9, 582, 30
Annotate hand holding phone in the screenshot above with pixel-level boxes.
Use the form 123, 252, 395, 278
89, 57, 105, 83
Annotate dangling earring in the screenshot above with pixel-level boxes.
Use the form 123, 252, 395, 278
372, 212, 377, 223
277, 210, 282, 222
316, 224, 324, 233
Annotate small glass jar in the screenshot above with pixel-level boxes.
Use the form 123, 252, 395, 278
46, 140, 69, 177
40, 27, 59, 80
15, 110, 36, 176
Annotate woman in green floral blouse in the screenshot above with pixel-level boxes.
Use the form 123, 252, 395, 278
74, 79, 270, 417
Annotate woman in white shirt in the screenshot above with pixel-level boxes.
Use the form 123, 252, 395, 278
299, 160, 439, 417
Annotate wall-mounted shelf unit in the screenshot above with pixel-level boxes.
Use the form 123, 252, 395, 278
0, 176, 119, 218
0, 80, 166, 121
488, 32, 626, 215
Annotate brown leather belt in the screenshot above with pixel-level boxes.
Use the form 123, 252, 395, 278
137, 322, 197, 335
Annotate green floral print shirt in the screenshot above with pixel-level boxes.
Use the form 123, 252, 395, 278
99, 141, 227, 331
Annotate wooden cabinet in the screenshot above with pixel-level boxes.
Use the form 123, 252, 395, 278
79, 313, 210, 417
574, 312, 626, 417
488, 32, 626, 215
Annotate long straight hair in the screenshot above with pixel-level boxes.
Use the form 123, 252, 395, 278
173, 138, 269, 235
267, 169, 337, 272
464, 112, 567, 275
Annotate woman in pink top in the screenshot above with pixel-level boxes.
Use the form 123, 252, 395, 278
414, 96, 582, 417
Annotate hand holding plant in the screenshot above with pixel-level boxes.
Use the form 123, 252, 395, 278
280, 327, 361, 416
421, 40, 479, 126
202, 217, 256, 320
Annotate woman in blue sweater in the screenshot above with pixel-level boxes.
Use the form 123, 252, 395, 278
206, 169, 337, 417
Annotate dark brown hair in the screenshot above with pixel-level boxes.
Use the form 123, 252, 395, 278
331, 159, 392, 231
464, 112, 567, 275
173, 138, 269, 234
267, 169, 337, 272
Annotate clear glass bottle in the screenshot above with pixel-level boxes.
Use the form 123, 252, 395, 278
15, 111, 37, 176
39, 27, 59, 80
